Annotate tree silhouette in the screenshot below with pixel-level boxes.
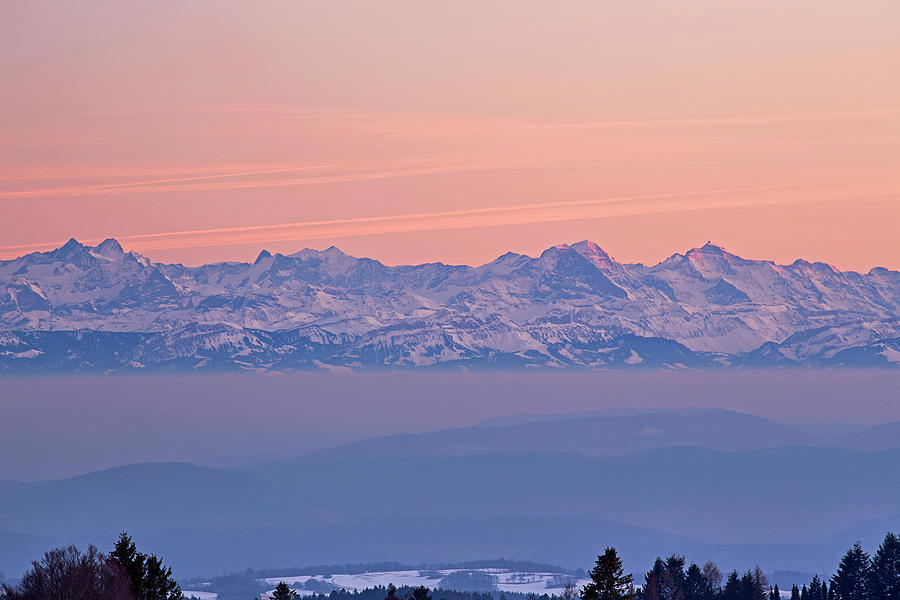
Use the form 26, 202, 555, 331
582, 548, 635, 600
870, 532, 900, 600
272, 581, 298, 600
831, 543, 870, 600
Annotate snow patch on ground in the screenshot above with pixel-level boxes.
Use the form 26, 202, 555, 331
259, 569, 589, 597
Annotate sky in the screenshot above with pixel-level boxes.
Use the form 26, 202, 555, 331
1, 1, 899, 270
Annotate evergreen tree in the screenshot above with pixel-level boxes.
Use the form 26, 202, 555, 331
414, 586, 433, 600
144, 555, 182, 600
808, 576, 823, 600
769, 584, 780, 600
111, 532, 146, 599
643, 558, 666, 600
739, 572, 757, 600
663, 556, 686, 600
870, 532, 900, 600
830, 543, 870, 600
790, 585, 800, 600
800, 585, 808, 600
272, 582, 298, 600
721, 571, 741, 600
109, 531, 182, 600
582, 548, 635, 600
684, 563, 714, 600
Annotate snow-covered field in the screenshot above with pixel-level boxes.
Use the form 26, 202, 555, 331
258, 568, 589, 599
182, 591, 218, 600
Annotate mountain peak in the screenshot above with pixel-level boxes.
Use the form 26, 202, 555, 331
571, 240, 613, 260
572, 240, 602, 250
540, 243, 571, 255
682, 242, 747, 266
690, 241, 729, 255
289, 245, 350, 260
94, 238, 124, 257
53, 238, 88, 259
254, 249, 272, 264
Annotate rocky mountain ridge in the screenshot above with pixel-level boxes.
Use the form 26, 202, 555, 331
1, 238, 898, 372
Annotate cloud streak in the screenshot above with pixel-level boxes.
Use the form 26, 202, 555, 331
0, 163, 508, 200
6, 182, 886, 259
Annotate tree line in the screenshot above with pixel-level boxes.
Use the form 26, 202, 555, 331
3, 532, 898, 600
574, 533, 900, 600
1, 533, 182, 600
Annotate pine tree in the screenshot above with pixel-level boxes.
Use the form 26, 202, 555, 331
414, 586, 433, 600
684, 563, 715, 600
109, 531, 182, 600
769, 584, 780, 600
870, 532, 900, 600
831, 543, 870, 600
643, 558, 665, 600
111, 532, 146, 599
808, 576, 823, 600
144, 555, 182, 600
272, 582, 298, 600
740, 572, 757, 600
582, 547, 635, 600
790, 584, 801, 600
664, 555, 686, 600
721, 571, 741, 600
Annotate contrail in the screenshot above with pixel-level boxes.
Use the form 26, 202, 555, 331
532, 108, 900, 130
0, 183, 823, 256
117, 184, 797, 241
0, 163, 501, 200
0, 164, 336, 200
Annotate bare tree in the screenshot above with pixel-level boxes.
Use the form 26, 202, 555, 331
2, 545, 132, 600
563, 580, 580, 600
752, 566, 769, 598
701, 561, 723, 592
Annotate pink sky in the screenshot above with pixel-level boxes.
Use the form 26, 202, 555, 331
1, 1, 899, 270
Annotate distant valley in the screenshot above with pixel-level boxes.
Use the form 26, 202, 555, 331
2, 409, 898, 579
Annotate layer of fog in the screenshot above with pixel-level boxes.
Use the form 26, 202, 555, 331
1, 370, 898, 481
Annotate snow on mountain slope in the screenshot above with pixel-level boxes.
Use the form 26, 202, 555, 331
1, 239, 898, 372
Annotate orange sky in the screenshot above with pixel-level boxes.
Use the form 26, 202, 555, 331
1, 1, 899, 270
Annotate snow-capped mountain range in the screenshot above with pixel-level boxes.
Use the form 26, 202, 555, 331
1, 238, 899, 372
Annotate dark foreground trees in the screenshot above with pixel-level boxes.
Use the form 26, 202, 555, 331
4, 531, 900, 600
869, 532, 900, 600
582, 548, 634, 600
1, 545, 132, 600
632, 533, 900, 600
272, 581, 299, 600
110, 533, 182, 600
1, 533, 181, 600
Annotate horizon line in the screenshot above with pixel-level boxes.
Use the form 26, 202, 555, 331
1, 235, 893, 275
